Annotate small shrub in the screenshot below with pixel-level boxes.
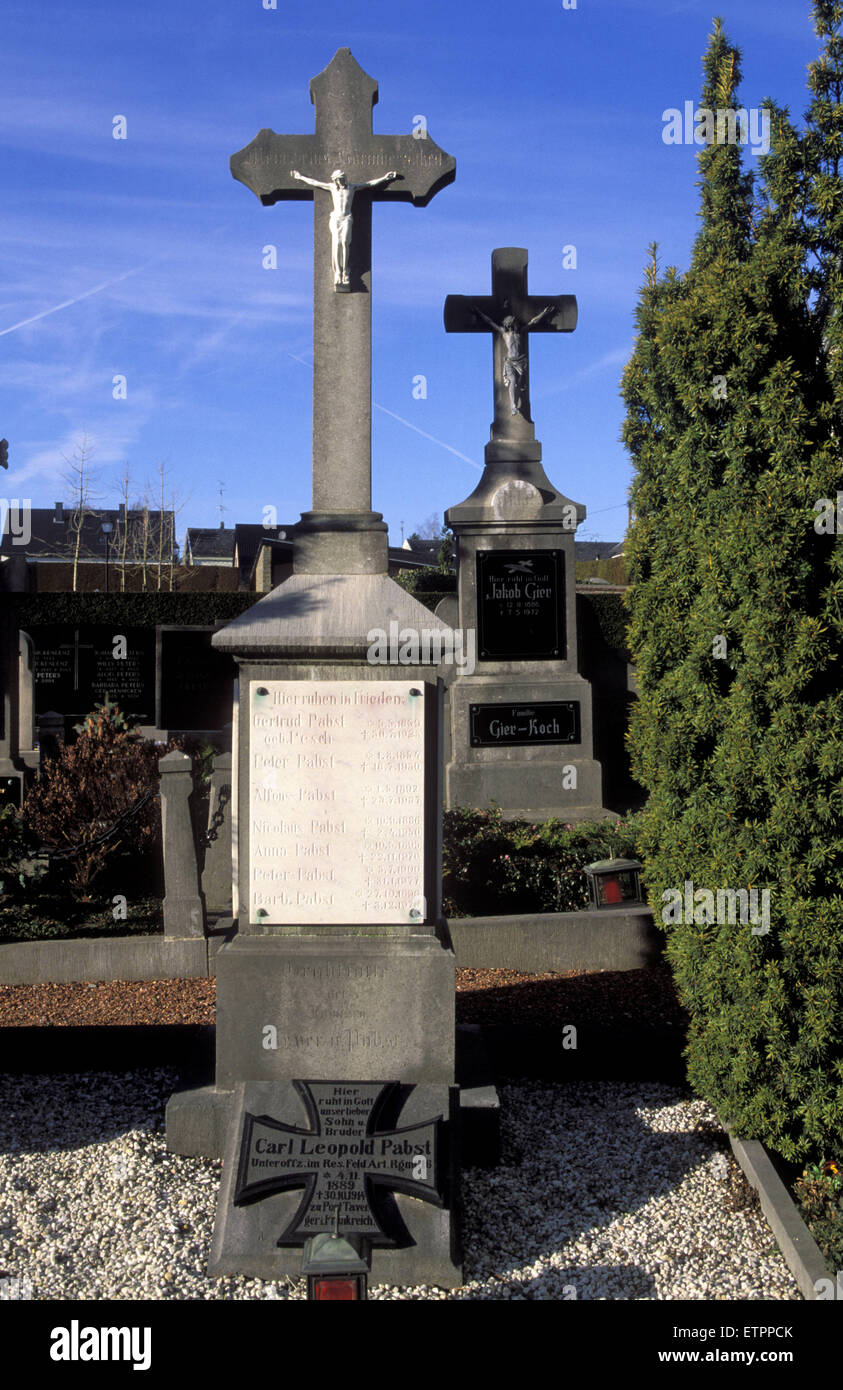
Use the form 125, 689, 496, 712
443, 806, 642, 918
22, 701, 179, 895
0, 804, 43, 900
794, 1161, 843, 1273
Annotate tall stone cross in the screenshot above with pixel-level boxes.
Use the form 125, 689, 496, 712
230, 49, 455, 569
444, 248, 577, 448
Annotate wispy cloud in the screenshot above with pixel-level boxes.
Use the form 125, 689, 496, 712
0, 262, 152, 338
280, 344, 479, 469
537, 346, 631, 399
374, 404, 481, 470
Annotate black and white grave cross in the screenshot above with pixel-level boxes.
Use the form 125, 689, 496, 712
230, 48, 455, 523
234, 1080, 443, 1247
444, 247, 577, 445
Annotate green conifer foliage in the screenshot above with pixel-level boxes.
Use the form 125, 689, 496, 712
622, 12, 843, 1160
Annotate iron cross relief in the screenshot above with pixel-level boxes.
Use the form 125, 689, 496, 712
444, 248, 577, 444
230, 48, 456, 294
234, 1081, 444, 1248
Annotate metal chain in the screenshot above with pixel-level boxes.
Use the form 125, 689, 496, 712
46, 787, 160, 861
201, 784, 231, 847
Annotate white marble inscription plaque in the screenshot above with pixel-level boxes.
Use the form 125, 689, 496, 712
249, 681, 426, 924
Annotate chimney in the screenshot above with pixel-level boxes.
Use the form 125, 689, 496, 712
219, 521, 225, 529
120, 502, 128, 527
53, 502, 63, 524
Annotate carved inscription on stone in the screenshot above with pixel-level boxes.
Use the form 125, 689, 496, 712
249, 681, 426, 924
234, 1080, 443, 1246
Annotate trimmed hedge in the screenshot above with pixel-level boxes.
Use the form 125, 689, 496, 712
12, 591, 258, 628
443, 807, 642, 919
621, 15, 843, 1162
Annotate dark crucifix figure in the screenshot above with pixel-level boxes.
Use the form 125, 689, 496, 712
471, 300, 553, 416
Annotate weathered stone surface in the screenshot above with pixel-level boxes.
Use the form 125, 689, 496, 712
449, 905, 659, 973
182, 51, 464, 1291
232, 667, 442, 935
214, 933, 456, 1090
0, 935, 210, 985
159, 751, 204, 937
212, 572, 453, 658
230, 49, 455, 211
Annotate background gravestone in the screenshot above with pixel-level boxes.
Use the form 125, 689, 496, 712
32, 625, 156, 722
443, 248, 611, 822
157, 627, 234, 731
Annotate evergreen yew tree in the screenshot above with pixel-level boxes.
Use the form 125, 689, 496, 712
623, 10, 843, 1161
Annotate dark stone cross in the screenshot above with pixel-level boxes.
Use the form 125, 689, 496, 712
234, 1081, 443, 1247
444, 248, 577, 447
230, 49, 455, 559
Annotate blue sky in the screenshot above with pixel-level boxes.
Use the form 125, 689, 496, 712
0, 0, 824, 548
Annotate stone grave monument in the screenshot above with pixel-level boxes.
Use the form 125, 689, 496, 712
166, 48, 462, 1288
443, 247, 611, 822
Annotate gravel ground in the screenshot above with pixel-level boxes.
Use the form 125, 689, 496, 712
0, 969, 799, 1301
0, 965, 687, 1030
0, 1069, 799, 1302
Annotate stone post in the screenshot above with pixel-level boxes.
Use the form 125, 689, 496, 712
36, 711, 64, 770
159, 750, 204, 938
0, 603, 21, 780
18, 631, 35, 755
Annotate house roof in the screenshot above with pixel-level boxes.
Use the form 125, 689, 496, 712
0, 504, 175, 561
233, 523, 290, 580
575, 541, 624, 561
185, 526, 236, 561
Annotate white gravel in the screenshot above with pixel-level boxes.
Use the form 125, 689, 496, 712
0, 1069, 801, 1301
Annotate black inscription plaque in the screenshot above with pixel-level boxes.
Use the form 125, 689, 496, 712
234, 1080, 443, 1247
159, 628, 233, 730
33, 626, 155, 719
476, 550, 565, 660
469, 701, 580, 748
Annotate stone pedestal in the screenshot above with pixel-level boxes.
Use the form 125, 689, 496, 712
445, 455, 612, 822
214, 934, 455, 1091
166, 571, 463, 1287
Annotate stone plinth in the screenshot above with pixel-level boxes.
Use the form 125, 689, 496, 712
445, 470, 611, 822
166, 568, 462, 1287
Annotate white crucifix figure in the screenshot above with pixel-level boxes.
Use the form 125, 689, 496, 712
290, 167, 400, 288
